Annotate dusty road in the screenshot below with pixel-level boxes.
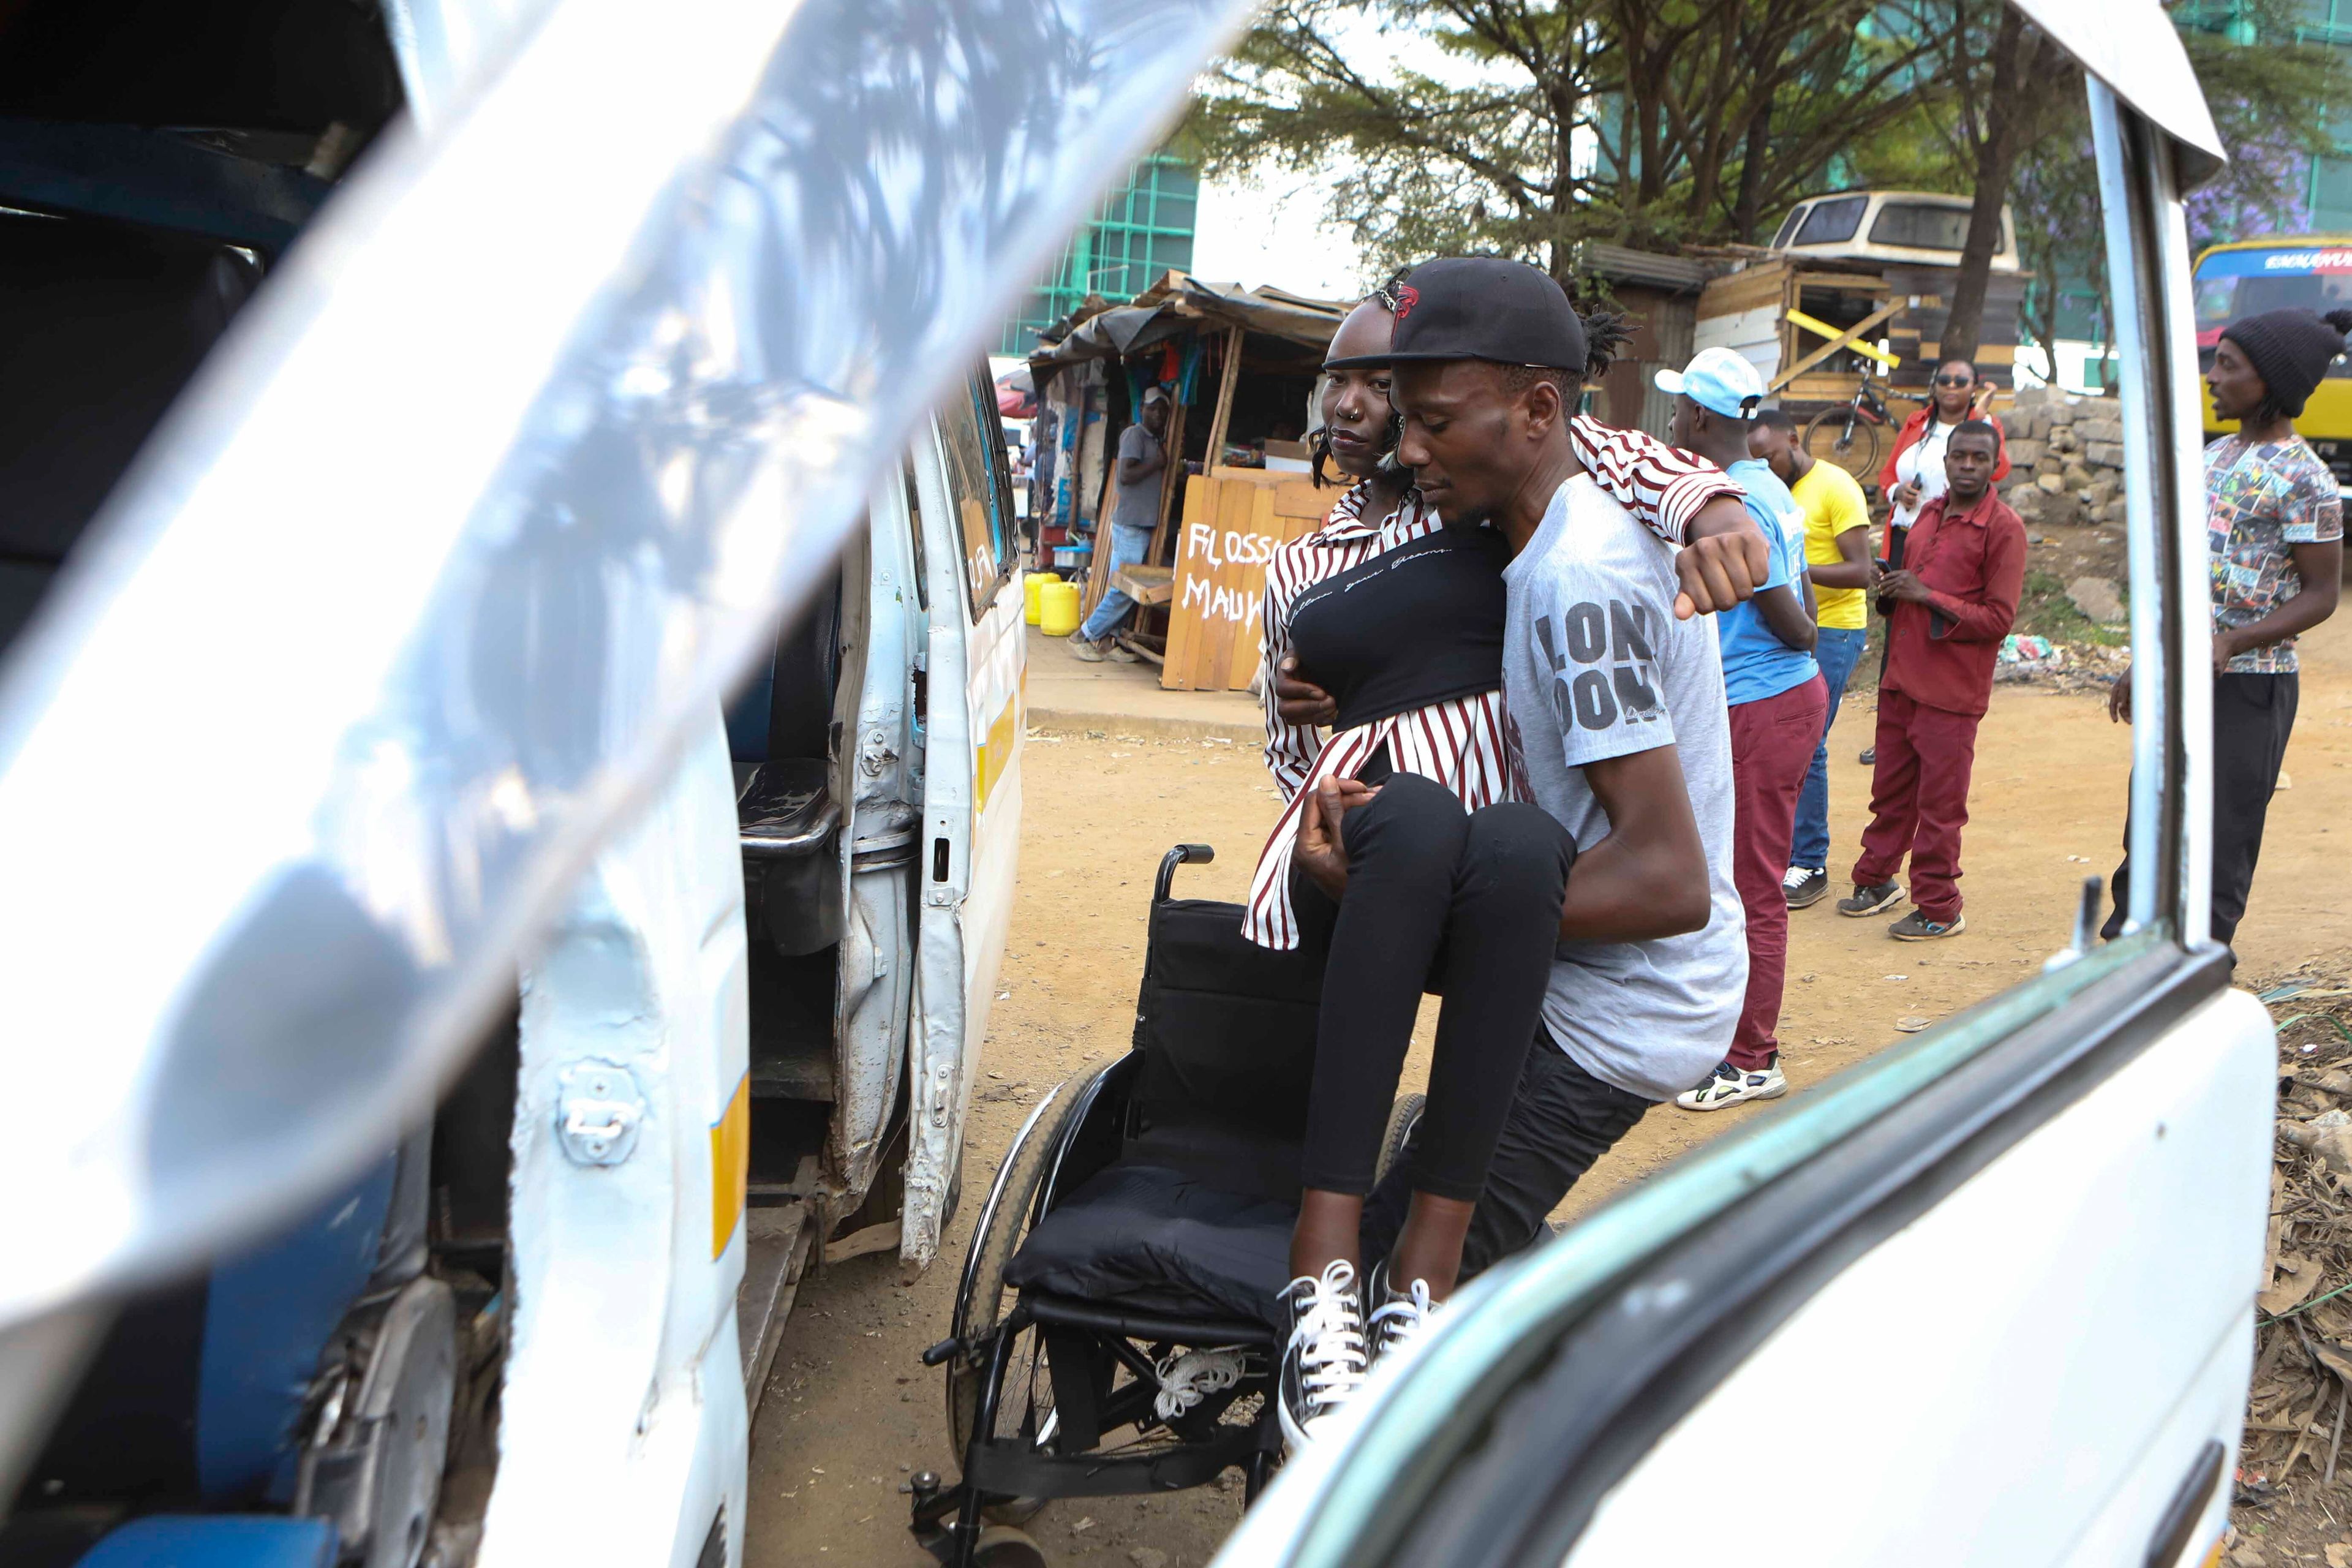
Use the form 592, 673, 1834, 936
747, 622, 2352, 1568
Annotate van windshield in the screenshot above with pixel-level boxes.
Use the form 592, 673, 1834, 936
2194, 245, 2352, 350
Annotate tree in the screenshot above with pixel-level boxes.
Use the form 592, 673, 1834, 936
1887, 3, 2076, 369
1189, 0, 1939, 283
1890, 0, 2352, 374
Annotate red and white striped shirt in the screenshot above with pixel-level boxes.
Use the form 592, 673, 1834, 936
1243, 416, 1741, 950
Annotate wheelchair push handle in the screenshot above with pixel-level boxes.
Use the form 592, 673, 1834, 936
1153, 843, 1215, 903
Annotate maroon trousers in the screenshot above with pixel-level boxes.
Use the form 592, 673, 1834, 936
1729, 675, 1829, 1071
1852, 689, 1982, 923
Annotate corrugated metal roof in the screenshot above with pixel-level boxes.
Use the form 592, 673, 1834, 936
1030, 271, 1348, 375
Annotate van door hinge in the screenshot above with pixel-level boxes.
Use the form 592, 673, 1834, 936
556, 1059, 647, 1166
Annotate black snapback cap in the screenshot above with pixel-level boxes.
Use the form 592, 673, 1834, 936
1325, 256, 1589, 372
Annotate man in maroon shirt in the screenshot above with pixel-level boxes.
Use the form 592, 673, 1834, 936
1838, 421, 2025, 939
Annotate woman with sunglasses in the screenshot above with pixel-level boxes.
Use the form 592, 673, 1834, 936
1251, 277, 1755, 1451
1879, 359, 2010, 551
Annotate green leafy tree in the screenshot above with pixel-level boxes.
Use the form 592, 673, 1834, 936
1189, 0, 1938, 283
1883, 0, 2352, 370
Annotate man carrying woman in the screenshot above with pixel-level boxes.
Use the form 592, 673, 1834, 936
1256, 260, 1760, 1447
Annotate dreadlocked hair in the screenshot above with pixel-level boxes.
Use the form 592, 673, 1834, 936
1575, 301, 1637, 382
1499, 301, 1638, 405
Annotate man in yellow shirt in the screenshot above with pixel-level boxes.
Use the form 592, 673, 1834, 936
1752, 411, 1879, 908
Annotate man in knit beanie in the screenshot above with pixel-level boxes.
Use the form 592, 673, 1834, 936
2104, 306, 2346, 951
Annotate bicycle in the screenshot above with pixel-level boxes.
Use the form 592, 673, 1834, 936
1801, 361, 1897, 484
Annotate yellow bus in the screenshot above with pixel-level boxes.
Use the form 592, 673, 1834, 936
2193, 235, 2352, 495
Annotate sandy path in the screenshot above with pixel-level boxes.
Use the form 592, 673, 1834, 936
747, 621, 2352, 1568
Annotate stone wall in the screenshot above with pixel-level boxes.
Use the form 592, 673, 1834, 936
1999, 384, 2127, 529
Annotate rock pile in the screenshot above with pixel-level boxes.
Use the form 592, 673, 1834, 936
1999, 383, 2128, 529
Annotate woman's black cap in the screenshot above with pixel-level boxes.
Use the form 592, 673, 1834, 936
1325, 256, 1588, 372
2221, 306, 2352, 418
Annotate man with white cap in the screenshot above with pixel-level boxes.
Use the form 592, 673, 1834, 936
1657, 349, 1826, 1112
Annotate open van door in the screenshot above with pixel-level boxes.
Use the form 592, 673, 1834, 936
1216, 7, 2274, 1567
904, 369, 1029, 1270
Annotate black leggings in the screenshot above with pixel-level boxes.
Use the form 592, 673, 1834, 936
1290, 771, 1575, 1202
2103, 670, 2298, 950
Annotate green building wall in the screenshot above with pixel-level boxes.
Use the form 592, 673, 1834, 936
997, 154, 1199, 357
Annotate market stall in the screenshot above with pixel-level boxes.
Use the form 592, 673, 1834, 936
1027, 273, 1345, 687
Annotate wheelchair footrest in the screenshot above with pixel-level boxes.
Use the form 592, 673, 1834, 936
966, 1424, 1258, 1501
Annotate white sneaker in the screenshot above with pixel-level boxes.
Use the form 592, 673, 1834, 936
1367, 1269, 1439, 1371
1278, 1260, 1368, 1451
1675, 1057, 1787, 1112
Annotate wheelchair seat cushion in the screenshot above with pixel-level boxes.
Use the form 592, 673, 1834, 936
1004, 1161, 1296, 1331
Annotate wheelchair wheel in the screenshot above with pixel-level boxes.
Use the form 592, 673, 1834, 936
971, 1525, 1049, 1567
1377, 1092, 1425, 1184
948, 1066, 1100, 1525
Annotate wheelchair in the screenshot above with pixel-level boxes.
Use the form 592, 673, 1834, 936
908, 845, 1423, 1567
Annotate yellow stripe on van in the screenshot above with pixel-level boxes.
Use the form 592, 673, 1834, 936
710, 1070, 750, 1259
974, 681, 1021, 814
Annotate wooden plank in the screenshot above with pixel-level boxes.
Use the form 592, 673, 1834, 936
1197, 479, 1255, 693
1792, 271, 1892, 295
1202, 326, 1244, 470
1113, 631, 1164, 666
1112, 564, 1174, 606
1694, 303, 1784, 355
1698, 260, 1788, 319
1159, 478, 1216, 688
1768, 298, 1904, 391
1079, 448, 1120, 619
1271, 478, 1328, 519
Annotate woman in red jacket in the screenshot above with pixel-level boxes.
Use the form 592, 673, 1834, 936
1878, 358, 2010, 557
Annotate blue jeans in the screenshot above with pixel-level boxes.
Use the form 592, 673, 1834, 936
1078, 523, 1154, 641
1789, 625, 1869, 870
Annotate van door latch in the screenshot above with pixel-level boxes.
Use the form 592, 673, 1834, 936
556, 1059, 646, 1166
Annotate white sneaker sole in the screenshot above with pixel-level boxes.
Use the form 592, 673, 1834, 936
1676, 1077, 1789, 1112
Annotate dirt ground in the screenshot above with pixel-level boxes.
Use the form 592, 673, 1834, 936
747, 619, 2352, 1568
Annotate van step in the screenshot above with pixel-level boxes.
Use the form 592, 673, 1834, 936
750, 1055, 837, 1101
738, 1202, 814, 1410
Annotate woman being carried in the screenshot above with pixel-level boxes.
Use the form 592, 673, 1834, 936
1256, 277, 1749, 1449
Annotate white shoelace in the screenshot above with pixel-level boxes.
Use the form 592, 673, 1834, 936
1286, 1259, 1368, 1422
1782, 865, 1816, 889
1153, 1346, 1246, 1420
1370, 1275, 1437, 1365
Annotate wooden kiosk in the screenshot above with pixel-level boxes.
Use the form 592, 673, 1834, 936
1027, 274, 1344, 690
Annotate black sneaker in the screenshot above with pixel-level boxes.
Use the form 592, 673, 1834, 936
1278, 1260, 1367, 1452
1858, 746, 1876, 766
1783, 867, 1829, 910
1889, 908, 1966, 941
1837, 880, 1905, 918
1364, 1261, 1440, 1373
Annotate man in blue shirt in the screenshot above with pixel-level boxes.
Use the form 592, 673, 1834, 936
1656, 349, 1827, 1111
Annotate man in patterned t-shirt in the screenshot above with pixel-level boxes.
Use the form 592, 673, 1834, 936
2106, 307, 2346, 948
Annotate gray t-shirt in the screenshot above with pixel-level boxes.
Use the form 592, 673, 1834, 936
1113, 421, 1163, 531
1502, 475, 1746, 1102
